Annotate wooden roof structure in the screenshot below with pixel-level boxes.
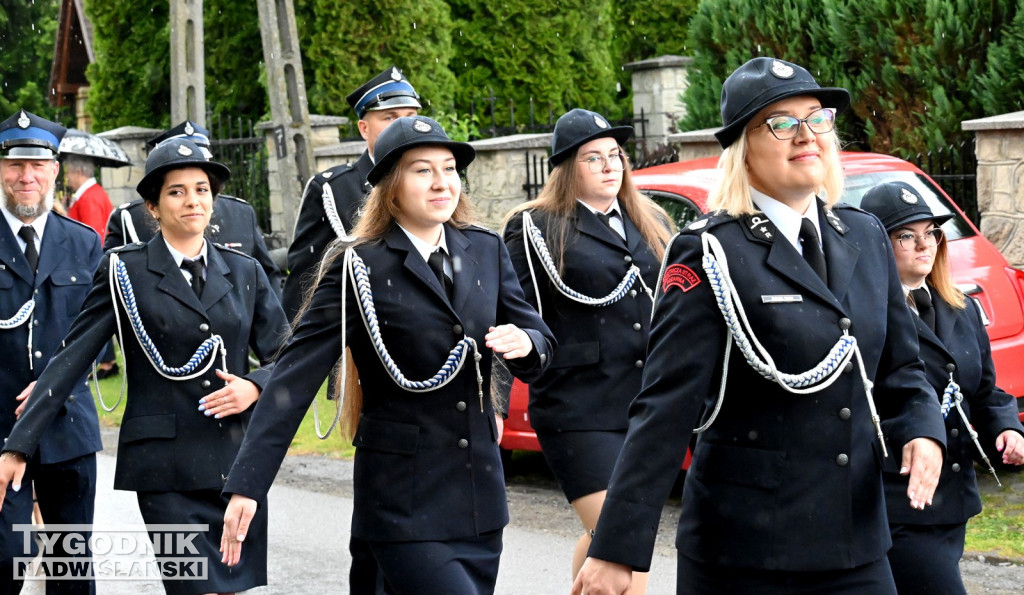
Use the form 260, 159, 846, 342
49, 0, 94, 107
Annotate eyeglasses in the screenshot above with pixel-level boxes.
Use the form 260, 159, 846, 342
578, 153, 627, 173
892, 228, 944, 251
754, 107, 837, 140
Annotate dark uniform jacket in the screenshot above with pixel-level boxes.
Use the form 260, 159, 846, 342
0, 213, 102, 464
6, 237, 288, 492
104, 195, 282, 294
884, 292, 1024, 525
225, 224, 555, 542
281, 152, 373, 319
503, 205, 664, 431
589, 201, 947, 573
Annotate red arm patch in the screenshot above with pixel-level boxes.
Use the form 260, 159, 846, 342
662, 264, 701, 293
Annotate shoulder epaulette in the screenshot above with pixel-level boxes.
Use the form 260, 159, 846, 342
211, 242, 252, 259
52, 211, 99, 234
317, 163, 355, 182
109, 241, 145, 253
218, 194, 249, 205
462, 224, 500, 238
116, 199, 145, 211
680, 210, 733, 234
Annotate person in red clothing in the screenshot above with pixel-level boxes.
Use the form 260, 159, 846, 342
64, 155, 118, 376
64, 156, 113, 241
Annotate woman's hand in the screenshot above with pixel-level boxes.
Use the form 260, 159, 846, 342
198, 370, 259, 419
14, 381, 36, 419
901, 437, 943, 510
571, 557, 632, 595
0, 452, 28, 511
220, 494, 258, 567
485, 325, 533, 360
996, 430, 1024, 466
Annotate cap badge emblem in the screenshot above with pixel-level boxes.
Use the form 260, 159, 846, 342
900, 188, 918, 204
391, 67, 402, 82
177, 144, 193, 156
322, 171, 333, 179
184, 121, 195, 136
17, 111, 30, 129
770, 60, 795, 79
594, 115, 609, 129
413, 120, 432, 133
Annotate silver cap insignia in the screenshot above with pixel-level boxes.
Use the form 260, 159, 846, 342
770, 60, 795, 79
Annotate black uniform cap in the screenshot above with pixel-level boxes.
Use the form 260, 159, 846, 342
715, 57, 850, 149
346, 66, 422, 120
859, 181, 953, 233
136, 138, 230, 202
366, 116, 474, 185
0, 109, 67, 159
146, 121, 213, 159
549, 109, 633, 167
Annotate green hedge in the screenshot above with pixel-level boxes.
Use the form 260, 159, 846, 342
0, 0, 62, 121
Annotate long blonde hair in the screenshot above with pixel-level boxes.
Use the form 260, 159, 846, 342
292, 147, 478, 440
502, 147, 674, 273
707, 126, 845, 216
924, 230, 966, 310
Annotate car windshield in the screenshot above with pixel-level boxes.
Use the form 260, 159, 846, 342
842, 171, 974, 241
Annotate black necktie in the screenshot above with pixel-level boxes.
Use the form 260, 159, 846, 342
17, 226, 39, 272
798, 218, 827, 283
911, 287, 936, 331
181, 257, 205, 298
428, 249, 453, 302
596, 209, 625, 243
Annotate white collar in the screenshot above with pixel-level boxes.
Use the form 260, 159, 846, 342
397, 223, 449, 263
71, 178, 98, 202
750, 188, 822, 253
163, 237, 209, 268
2, 207, 48, 246
576, 197, 623, 217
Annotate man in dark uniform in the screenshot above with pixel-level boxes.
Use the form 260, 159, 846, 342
104, 120, 282, 294
281, 66, 421, 319
0, 109, 102, 594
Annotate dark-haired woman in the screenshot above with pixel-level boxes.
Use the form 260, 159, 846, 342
574, 57, 947, 595
861, 181, 1024, 595
220, 116, 554, 594
502, 108, 672, 592
0, 138, 289, 595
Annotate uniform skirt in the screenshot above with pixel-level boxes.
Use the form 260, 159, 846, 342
535, 429, 626, 502
137, 489, 268, 595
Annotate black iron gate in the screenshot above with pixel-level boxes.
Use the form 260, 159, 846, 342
908, 139, 978, 227
206, 114, 272, 235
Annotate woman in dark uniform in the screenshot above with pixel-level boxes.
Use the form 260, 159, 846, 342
220, 116, 554, 594
501, 108, 672, 591
0, 138, 289, 595
573, 57, 947, 595
860, 181, 1024, 595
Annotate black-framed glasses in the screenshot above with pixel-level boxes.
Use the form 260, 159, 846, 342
578, 153, 627, 173
754, 107, 837, 140
892, 228, 944, 250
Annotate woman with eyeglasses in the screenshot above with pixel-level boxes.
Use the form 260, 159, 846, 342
501, 108, 673, 592
573, 58, 947, 595
860, 181, 1024, 595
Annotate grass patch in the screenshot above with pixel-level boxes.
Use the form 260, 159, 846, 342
89, 347, 355, 460
965, 471, 1024, 560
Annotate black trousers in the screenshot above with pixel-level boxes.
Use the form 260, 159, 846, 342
367, 529, 503, 595
677, 552, 896, 595
888, 522, 968, 595
34, 453, 97, 595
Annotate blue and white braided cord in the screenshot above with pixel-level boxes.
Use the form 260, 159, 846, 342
942, 374, 1001, 485
941, 379, 958, 419
522, 211, 653, 317
1, 299, 35, 370
109, 254, 226, 381
698, 232, 887, 456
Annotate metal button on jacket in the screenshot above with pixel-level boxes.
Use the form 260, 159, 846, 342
634, 360, 644, 368
843, 362, 853, 374
838, 408, 851, 420
951, 463, 961, 472
453, 324, 463, 335
455, 401, 467, 412
836, 453, 849, 466
838, 318, 851, 331
629, 289, 637, 298
34, 351, 42, 359
201, 380, 211, 388
951, 428, 959, 438
199, 323, 210, 332
457, 439, 469, 449
632, 323, 642, 331
623, 255, 632, 263
539, 353, 547, 365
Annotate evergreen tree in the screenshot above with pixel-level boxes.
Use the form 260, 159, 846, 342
296, 0, 456, 119
978, 0, 1024, 115
0, 0, 61, 120
204, 0, 267, 119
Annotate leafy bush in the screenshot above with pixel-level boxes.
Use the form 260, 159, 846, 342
0, 0, 62, 120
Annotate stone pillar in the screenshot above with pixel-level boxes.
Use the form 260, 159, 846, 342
256, 0, 314, 243
667, 128, 722, 162
962, 111, 1024, 268
93, 126, 163, 207
169, 0, 205, 126
75, 86, 91, 132
624, 55, 693, 147
464, 134, 552, 229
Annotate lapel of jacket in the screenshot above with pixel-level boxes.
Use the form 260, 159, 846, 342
0, 218, 35, 284
148, 235, 209, 319
200, 245, 233, 311
752, 205, 843, 311
574, 203, 627, 251
35, 215, 68, 287
622, 209, 645, 254
384, 225, 451, 307
447, 225, 476, 312
931, 290, 960, 357
817, 202, 860, 306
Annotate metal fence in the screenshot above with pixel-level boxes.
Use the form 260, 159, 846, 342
908, 139, 978, 226
206, 114, 272, 234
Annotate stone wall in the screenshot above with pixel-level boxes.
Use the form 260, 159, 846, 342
963, 111, 1024, 268
94, 126, 161, 207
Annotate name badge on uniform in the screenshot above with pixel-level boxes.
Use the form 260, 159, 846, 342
223, 243, 242, 248
761, 294, 803, 304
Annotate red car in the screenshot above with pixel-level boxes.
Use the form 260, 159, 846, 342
501, 152, 1024, 459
